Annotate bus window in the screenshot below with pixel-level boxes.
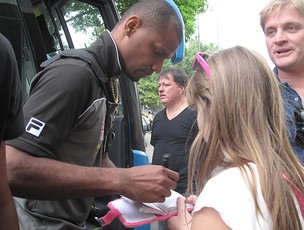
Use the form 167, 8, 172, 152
21, 34, 37, 102
33, 1, 60, 57
60, 0, 104, 49
0, 0, 37, 102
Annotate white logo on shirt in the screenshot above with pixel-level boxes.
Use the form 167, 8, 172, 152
25, 117, 45, 137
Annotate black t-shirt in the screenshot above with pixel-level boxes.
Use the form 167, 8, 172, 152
151, 107, 198, 194
0, 33, 24, 141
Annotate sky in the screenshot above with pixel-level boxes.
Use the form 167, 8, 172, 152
198, 0, 274, 68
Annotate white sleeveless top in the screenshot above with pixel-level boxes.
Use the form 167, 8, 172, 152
193, 163, 303, 229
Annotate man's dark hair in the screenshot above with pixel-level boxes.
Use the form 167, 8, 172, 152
158, 67, 189, 87
119, 0, 183, 43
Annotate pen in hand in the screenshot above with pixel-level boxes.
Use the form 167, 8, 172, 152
162, 154, 171, 168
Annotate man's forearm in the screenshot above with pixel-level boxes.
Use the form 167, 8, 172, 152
6, 145, 179, 203
6, 145, 126, 199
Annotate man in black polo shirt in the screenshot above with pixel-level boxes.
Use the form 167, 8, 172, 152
5, 0, 183, 229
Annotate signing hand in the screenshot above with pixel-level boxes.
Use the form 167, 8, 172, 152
120, 165, 179, 203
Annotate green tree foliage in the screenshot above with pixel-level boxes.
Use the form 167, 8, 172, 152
64, 1, 105, 38
137, 39, 219, 111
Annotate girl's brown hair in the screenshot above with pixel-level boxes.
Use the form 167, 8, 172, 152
187, 46, 304, 230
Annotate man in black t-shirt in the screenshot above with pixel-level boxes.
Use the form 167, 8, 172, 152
151, 67, 198, 230
152, 67, 198, 195
0, 33, 24, 230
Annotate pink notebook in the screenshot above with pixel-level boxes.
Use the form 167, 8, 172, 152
98, 190, 194, 228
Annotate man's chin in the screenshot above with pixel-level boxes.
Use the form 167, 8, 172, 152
127, 71, 150, 82
121, 71, 138, 82
126, 74, 140, 82
275, 59, 294, 70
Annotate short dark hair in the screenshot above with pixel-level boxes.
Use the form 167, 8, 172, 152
119, 0, 183, 43
158, 67, 189, 87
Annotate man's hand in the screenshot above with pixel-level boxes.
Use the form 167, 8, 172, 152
119, 165, 179, 203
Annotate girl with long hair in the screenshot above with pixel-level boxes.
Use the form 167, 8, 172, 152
168, 46, 304, 230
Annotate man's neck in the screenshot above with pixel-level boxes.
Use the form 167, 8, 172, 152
165, 98, 188, 120
278, 69, 304, 99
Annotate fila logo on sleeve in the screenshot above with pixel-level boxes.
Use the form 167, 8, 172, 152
26, 117, 46, 137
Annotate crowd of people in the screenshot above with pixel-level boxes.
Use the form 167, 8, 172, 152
1, 0, 304, 229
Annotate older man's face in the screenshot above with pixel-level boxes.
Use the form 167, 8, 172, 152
264, 5, 304, 72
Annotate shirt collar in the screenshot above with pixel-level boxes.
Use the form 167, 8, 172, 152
87, 30, 122, 78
